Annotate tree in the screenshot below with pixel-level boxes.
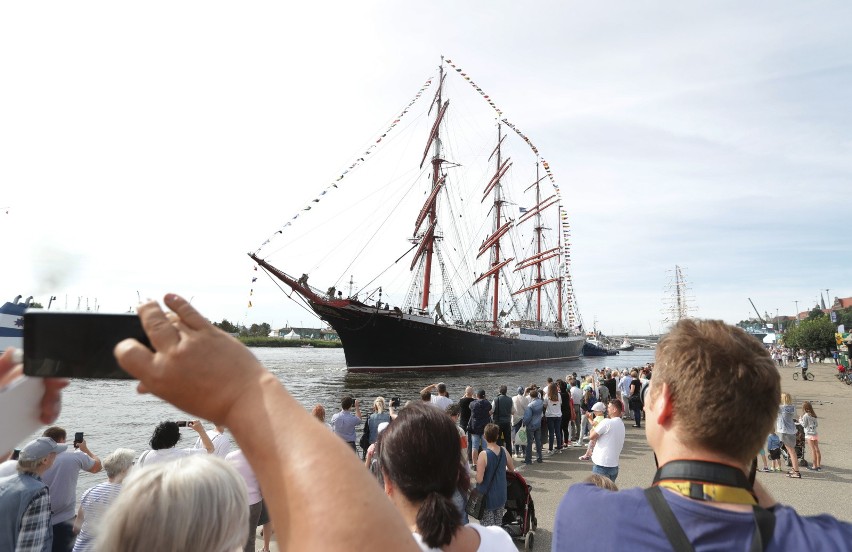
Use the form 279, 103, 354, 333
213, 319, 240, 334
806, 306, 825, 321
248, 323, 272, 337
783, 316, 836, 352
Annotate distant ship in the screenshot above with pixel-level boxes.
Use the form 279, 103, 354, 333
250, 58, 585, 372
0, 295, 31, 350
618, 338, 635, 351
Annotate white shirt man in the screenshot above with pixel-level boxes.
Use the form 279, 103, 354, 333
589, 401, 625, 482
194, 424, 232, 458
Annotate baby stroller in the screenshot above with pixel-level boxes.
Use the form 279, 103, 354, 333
780, 421, 808, 468
501, 470, 537, 550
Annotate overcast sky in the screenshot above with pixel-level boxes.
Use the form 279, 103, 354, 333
2, 1, 850, 335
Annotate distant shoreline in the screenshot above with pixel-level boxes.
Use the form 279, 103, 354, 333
239, 337, 343, 348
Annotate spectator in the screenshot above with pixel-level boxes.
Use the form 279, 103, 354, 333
800, 401, 821, 471
331, 396, 362, 452
557, 380, 572, 450
544, 383, 563, 453
554, 319, 852, 549
41, 426, 103, 551
578, 402, 607, 461
97, 455, 248, 551
474, 423, 515, 527
522, 390, 544, 465
511, 386, 529, 458
587, 400, 625, 481
379, 402, 515, 550
628, 369, 643, 428
568, 380, 583, 445
71, 448, 135, 552
136, 420, 213, 467
458, 387, 475, 464
491, 385, 514, 449
311, 404, 327, 426
421, 383, 453, 411
226, 449, 263, 552
194, 423, 232, 458
0, 437, 65, 551
617, 370, 632, 419
467, 390, 492, 467
777, 392, 801, 478
367, 397, 391, 446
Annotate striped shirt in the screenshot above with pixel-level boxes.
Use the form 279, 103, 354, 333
72, 482, 123, 552
17, 484, 51, 552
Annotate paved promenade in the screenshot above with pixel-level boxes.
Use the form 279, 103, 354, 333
256, 360, 851, 551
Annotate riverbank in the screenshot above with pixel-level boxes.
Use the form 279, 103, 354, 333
238, 337, 342, 348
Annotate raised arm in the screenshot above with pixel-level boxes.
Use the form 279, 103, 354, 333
115, 294, 417, 552
190, 421, 214, 453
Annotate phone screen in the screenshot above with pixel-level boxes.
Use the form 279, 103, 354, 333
74, 432, 84, 443
23, 311, 151, 379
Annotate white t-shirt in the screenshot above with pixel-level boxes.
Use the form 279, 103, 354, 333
591, 417, 625, 468
512, 394, 529, 425
544, 394, 562, 417
431, 395, 453, 411
194, 430, 232, 458
226, 449, 262, 505
136, 447, 207, 468
413, 523, 516, 551
0, 459, 17, 477
569, 386, 583, 406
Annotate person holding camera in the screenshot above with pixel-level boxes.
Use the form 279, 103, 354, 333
40, 426, 102, 552
136, 420, 214, 467
331, 395, 362, 452
553, 319, 852, 550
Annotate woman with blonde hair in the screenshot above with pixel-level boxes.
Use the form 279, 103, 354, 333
800, 401, 821, 471
777, 392, 801, 478
368, 397, 391, 446
97, 455, 248, 551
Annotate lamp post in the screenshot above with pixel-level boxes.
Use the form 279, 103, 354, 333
794, 300, 799, 323
826, 289, 831, 310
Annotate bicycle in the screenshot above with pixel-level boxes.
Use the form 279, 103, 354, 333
792, 371, 814, 381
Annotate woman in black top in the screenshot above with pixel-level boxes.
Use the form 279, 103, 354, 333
628, 369, 643, 428
458, 386, 475, 464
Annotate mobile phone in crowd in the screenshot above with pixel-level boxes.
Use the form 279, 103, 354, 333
23, 311, 151, 379
176, 421, 189, 427
11, 449, 21, 461
74, 432, 84, 448
390, 397, 400, 408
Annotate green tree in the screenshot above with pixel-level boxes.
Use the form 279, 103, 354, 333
247, 323, 272, 337
806, 306, 825, 321
213, 319, 240, 334
783, 316, 836, 352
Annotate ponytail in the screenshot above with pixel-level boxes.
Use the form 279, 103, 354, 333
416, 491, 461, 549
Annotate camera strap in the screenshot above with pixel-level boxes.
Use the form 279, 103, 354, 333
645, 460, 775, 552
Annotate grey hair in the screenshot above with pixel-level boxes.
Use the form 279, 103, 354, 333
96, 455, 248, 552
103, 448, 136, 479
16, 456, 49, 474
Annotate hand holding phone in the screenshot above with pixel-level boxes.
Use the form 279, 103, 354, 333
176, 421, 188, 427
74, 432, 84, 449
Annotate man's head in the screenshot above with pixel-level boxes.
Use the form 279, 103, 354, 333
17, 437, 66, 475
477, 389, 486, 399
446, 403, 460, 422
341, 396, 355, 410
483, 423, 500, 444
607, 399, 623, 419
436, 383, 448, 397
648, 319, 780, 464
499, 385, 507, 396
42, 426, 66, 443
517, 386, 524, 395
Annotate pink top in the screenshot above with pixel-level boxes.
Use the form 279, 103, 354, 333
226, 449, 262, 504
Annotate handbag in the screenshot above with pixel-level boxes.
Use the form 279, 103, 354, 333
466, 448, 503, 519
516, 426, 528, 445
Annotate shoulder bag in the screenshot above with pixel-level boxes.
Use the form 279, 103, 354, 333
466, 448, 503, 519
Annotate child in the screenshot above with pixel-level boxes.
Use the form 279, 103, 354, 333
757, 448, 770, 472
767, 432, 782, 472
800, 401, 821, 471
578, 402, 607, 461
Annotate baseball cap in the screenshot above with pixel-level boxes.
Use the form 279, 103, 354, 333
517, 386, 524, 394
591, 402, 606, 412
19, 437, 66, 462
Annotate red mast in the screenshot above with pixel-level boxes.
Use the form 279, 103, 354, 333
492, 124, 502, 329
411, 61, 448, 311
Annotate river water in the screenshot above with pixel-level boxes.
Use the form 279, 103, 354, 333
32, 346, 656, 496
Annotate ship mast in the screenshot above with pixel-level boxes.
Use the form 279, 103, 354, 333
410, 60, 449, 311
492, 125, 503, 329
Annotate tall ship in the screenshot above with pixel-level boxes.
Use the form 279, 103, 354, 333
249, 58, 585, 372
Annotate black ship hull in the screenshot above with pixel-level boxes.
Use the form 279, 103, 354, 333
311, 302, 585, 372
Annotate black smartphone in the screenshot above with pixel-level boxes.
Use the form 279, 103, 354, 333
176, 421, 188, 427
74, 432, 84, 444
23, 311, 151, 379
390, 397, 400, 408
11, 449, 20, 461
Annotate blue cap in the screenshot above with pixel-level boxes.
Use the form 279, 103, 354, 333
19, 437, 66, 461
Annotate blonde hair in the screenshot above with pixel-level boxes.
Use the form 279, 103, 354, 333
780, 392, 793, 406
97, 455, 248, 552
373, 396, 386, 414
548, 383, 558, 402
585, 473, 618, 491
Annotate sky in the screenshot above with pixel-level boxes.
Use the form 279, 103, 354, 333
2, 1, 850, 335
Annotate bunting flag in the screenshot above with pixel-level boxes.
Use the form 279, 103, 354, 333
253, 75, 436, 255
248, 301, 252, 308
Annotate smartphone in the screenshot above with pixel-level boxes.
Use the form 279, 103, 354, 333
23, 311, 151, 379
11, 449, 20, 461
74, 432, 84, 447
176, 421, 188, 427
390, 397, 400, 408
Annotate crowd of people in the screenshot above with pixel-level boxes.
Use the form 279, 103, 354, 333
2, 294, 851, 551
